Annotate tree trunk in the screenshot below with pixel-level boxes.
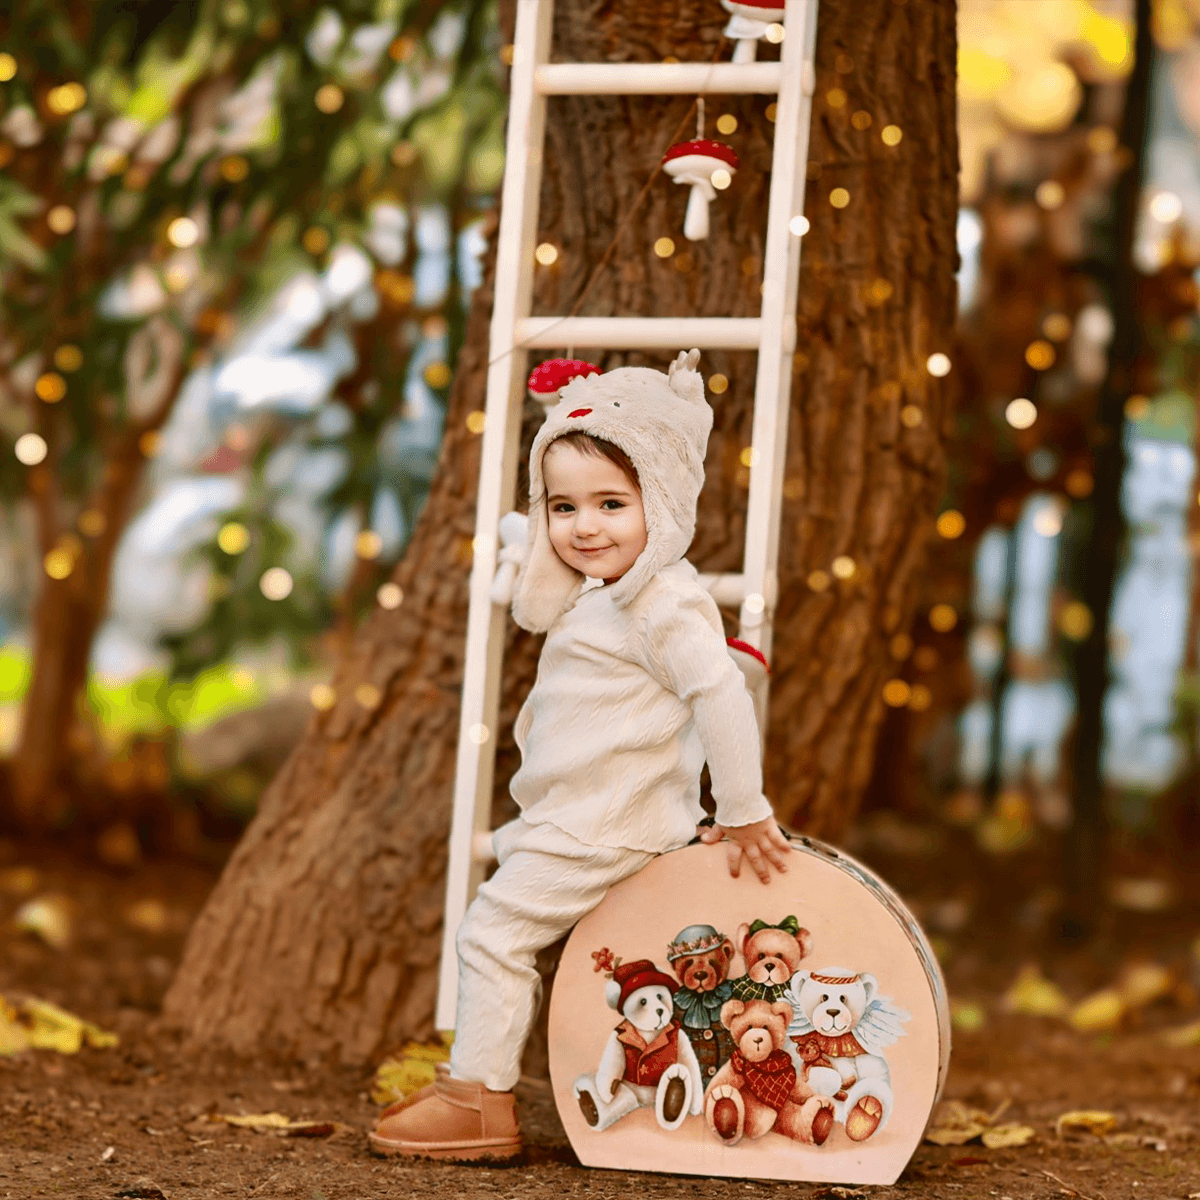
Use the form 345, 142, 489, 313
163, 0, 959, 1064
9, 438, 155, 830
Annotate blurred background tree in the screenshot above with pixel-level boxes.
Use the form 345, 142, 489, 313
0, 0, 503, 835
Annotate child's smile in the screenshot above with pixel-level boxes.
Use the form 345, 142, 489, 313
543, 441, 647, 584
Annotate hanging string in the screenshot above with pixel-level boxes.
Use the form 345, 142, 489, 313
697, 96, 706, 140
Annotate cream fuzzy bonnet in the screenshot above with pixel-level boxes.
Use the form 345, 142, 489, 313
511, 349, 712, 633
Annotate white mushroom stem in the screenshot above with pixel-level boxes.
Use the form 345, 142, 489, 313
664, 154, 728, 241
684, 184, 714, 240
722, 8, 777, 63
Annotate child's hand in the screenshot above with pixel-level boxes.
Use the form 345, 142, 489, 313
699, 816, 791, 884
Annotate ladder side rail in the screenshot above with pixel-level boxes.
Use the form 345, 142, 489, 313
517, 315, 762, 350
535, 61, 782, 95
739, 0, 819, 665
436, 0, 555, 1032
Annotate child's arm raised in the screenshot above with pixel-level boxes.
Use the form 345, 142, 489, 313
633, 578, 790, 883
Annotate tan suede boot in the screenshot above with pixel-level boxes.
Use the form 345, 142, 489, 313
368, 1068, 522, 1162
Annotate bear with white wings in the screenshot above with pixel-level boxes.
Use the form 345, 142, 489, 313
786, 967, 911, 1143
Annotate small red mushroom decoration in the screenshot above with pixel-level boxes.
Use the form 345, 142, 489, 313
661, 139, 739, 242
721, 0, 785, 64
527, 358, 601, 407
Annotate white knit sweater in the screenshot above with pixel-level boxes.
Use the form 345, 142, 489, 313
510, 560, 773, 853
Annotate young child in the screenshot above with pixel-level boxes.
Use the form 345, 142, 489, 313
369, 349, 790, 1161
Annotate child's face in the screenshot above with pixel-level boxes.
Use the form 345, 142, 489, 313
543, 441, 647, 583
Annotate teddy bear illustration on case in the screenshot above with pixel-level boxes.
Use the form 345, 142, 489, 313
729, 916, 813, 1004
666, 924, 737, 1084
786, 967, 912, 1142
573, 949, 706, 1132
702, 998, 835, 1147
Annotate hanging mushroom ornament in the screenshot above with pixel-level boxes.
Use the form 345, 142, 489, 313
720, 0, 785, 63
527, 358, 601, 408
661, 139, 739, 242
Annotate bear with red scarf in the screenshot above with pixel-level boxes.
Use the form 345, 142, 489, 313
702, 997, 834, 1146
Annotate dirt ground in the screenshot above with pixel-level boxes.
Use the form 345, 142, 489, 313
2, 815, 1199, 1200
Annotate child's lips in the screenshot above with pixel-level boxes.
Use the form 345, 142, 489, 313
574, 545, 612, 554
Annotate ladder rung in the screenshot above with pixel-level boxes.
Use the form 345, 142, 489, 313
698, 573, 747, 606
535, 62, 783, 96
516, 316, 761, 351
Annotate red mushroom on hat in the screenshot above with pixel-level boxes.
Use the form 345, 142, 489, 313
721, 0, 786, 63
661, 139, 739, 242
526, 358, 601, 407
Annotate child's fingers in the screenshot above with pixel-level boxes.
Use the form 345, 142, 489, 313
762, 840, 789, 874
744, 843, 771, 884
699, 823, 724, 844
725, 840, 743, 877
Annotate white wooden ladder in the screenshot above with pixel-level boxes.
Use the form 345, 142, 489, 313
435, 0, 820, 1031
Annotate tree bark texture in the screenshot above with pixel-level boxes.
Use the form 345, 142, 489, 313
163, 0, 959, 1064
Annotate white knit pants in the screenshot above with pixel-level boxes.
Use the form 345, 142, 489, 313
451, 817, 656, 1092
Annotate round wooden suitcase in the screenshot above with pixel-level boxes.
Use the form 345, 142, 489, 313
548, 835, 950, 1185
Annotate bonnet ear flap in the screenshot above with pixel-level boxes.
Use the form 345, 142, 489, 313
510, 497, 583, 633
667, 347, 705, 404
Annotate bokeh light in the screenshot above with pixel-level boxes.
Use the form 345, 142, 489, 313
937, 510, 966, 539
47, 206, 76, 235
535, 242, 558, 265
926, 353, 952, 377
260, 567, 294, 600
377, 583, 404, 609
1005, 398, 1038, 429
35, 373, 66, 403
929, 604, 958, 633
217, 522, 249, 554
15, 434, 48, 465
167, 217, 199, 248
355, 530, 383, 559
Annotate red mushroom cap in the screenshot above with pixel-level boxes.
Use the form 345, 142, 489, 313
729, 0, 785, 7
661, 139, 739, 169
527, 358, 602, 396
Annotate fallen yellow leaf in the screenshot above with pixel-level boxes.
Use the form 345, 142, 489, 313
1116, 962, 1173, 1009
981, 1122, 1036, 1148
0, 999, 30, 1057
1068, 988, 1125, 1034
1160, 1019, 1200, 1048
17, 997, 119, 1052
924, 1099, 991, 1146
124, 899, 169, 934
1002, 964, 1069, 1018
1056, 1109, 1118, 1137
12, 895, 72, 950
950, 999, 987, 1033
219, 1112, 292, 1128
371, 1033, 454, 1105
